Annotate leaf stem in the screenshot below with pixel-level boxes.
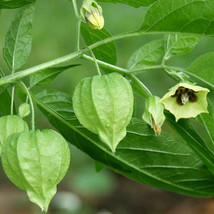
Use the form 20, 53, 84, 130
0, 31, 147, 86
18, 81, 35, 131
128, 74, 152, 98
88, 48, 102, 76
0, 50, 83, 86
10, 68, 16, 115
162, 34, 172, 65
82, 54, 127, 74
0, 68, 5, 77
164, 65, 214, 89
0, 31, 212, 89
82, 54, 152, 97
72, 0, 81, 50
72, 0, 79, 18
10, 86, 15, 115
76, 19, 81, 51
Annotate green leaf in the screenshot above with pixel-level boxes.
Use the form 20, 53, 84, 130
94, 161, 105, 172
166, 111, 214, 176
3, 4, 35, 70
81, 23, 117, 71
29, 65, 79, 88
127, 39, 164, 70
187, 52, 214, 89
1, 129, 70, 212
198, 103, 214, 156
0, 0, 35, 9
96, 0, 157, 7
32, 89, 214, 197
165, 34, 201, 56
141, 0, 214, 36
126, 74, 150, 98
127, 74, 214, 176
0, 88, 13, 116
0, 67, 5, 77
35, 90, 74, 119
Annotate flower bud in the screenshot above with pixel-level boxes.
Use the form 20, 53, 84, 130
80, 0, 104, 30
18, 103, 31, 118
143, 96, 165, 135
161, 82, 209, 121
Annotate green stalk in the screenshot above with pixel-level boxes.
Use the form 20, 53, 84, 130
0, 31, 211, 90
19, 81, 35, 131
0, 31, 152, 86
82, 54, 127, 74
72, 0, 81, 50
88, 48, 102, 76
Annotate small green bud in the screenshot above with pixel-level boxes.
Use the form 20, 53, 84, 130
80, 0, 104, 30
161, 82, 209, 121
142, 96, 165, 135
18, 103, 31, 118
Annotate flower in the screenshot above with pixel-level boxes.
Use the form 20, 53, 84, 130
80, 0, 104, 30
143, 96, 165, 135
161, 82, 209, 121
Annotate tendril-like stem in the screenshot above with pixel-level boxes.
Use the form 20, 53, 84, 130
10, 69, 15, 115
10, 86, 15, 115
19, 81, 35, 131
72, 0, 81, 51
89, 48, 102, 76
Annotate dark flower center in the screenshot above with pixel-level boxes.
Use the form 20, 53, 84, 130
171, 87, 197, 105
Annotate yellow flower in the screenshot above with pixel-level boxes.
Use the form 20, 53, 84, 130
161, 82, 209, 121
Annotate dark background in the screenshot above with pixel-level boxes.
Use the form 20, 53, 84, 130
1, 0, 214, 213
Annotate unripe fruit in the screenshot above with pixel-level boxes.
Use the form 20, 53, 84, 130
18, 103, 31, 118
73, 73, 134, 152
1, 129, 70, 212
143, 96, 165, 135
0, 115, 29, 154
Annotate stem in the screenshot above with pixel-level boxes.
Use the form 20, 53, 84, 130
19, 81, 35, 131
88, 48, 102, 76
0, 50, 83, 86
10, 68, 15, 115
10, 86, 15, 115
76, 19, 81, 51
129, 74, 152, 98
0, 68, 5, 77
162, 34, 171, 65
83, 54, 127, 74
130, 65, 165, 73
0, 31, 147, 86
164, 65, 214, 89
72, 0, 81, 50
72, 0, 79, 18
83, 54, 152, 97
0, 31, 210, 88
